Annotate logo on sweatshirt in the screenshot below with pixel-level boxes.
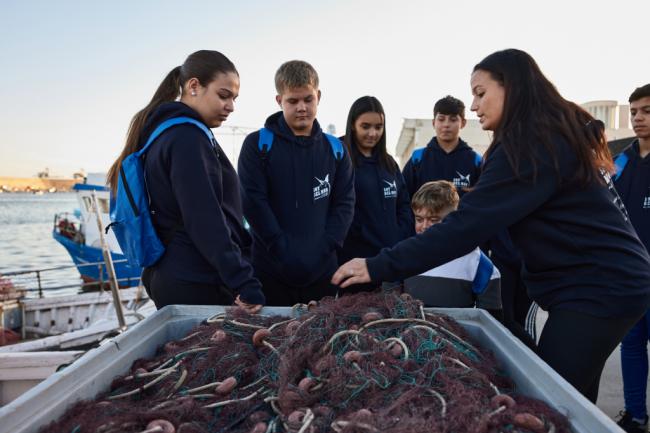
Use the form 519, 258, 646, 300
453, 172, 471, 189
383, 179, 398, 199
601, 168, 629, 221
313, 174, 331, 201
644, 188, 650, 209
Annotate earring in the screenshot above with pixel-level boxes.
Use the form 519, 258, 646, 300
191, 91, 197, 96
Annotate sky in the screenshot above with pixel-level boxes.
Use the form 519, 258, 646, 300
1, 0, 648, 178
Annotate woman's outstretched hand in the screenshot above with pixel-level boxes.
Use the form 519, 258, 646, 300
331, 258, 371, 288
235, 295, 263, 314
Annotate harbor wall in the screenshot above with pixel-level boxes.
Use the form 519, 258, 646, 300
0, 177, 77, 192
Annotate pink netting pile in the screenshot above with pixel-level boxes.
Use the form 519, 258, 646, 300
40, 291, 570, 433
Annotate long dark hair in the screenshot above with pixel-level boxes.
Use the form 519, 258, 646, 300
475, 49, 613, 184
344, 96, 398, 173
107, 50, 238, 192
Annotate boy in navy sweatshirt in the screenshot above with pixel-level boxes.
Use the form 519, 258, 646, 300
404, 181, 502, 316
402, 95, 481, 197
238, 60, 355, 306
615, 83, 650, 433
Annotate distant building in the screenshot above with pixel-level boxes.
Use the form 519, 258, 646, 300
395, 100, 636, 167
73, 169, 87, 181
582, 100, 634, 141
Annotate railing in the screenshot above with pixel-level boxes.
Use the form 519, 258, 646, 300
1, 260, 142, 298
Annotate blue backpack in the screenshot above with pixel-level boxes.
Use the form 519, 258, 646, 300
257, 127, 344, 161
109, 116, 216, 267
410, 147, 482, 167
612, 151, 629, 181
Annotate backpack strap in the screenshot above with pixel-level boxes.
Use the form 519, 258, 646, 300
472, 251, 494, 294
258, 127, 274, 153
136, 116, 216, 158
474, 151, 483, 168
134, 116, 213, 245
257, 129, 344, 161
411, 147, 426, 165
613, 152, 629, 180
324, 133, 344, 161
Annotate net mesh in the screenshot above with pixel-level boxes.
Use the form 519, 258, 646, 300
40, 291, 571, 433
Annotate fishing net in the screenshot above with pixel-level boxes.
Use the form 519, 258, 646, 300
40, 291, 571, 433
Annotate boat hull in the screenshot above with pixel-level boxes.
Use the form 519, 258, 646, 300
52, 231, 141, 288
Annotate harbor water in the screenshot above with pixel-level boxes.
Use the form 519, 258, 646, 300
0, 193, 81, 297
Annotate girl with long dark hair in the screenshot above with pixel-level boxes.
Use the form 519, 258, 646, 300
333, 49, 650, 402
108, 50, 264, 312
339, 96, 413, 292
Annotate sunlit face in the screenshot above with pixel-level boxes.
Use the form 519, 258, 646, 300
413, 206, 455, 234
182, 71, 240, 128
433, 113, 466, 145
630, 96, 650, 140
353, 111, 384, 155
470, 69, 505, 131
276, 85, 320, 136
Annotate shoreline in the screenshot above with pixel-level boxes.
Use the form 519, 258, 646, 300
0, 177, 77, 193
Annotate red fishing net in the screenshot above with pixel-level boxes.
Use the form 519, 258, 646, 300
40, 291, 570, 433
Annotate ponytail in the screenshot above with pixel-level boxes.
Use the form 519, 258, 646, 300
107, 66, 182, 192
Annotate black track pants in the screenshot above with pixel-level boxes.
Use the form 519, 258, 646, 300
537, 308, 641, 403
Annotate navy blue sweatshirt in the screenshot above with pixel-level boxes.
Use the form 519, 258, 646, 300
340, 146, 413, 263
614, 140, 650, 252
141, 102, 264, 305
368, 137, 650, 318
238, 112, 355, 287
402, 137, 481, 197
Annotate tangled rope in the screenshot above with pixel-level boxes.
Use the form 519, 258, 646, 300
40, 291, 570, 433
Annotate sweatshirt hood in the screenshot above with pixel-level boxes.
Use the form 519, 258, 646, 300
264, 111, 324, 147
427, 137, 472, 155
140, 102, 206, 146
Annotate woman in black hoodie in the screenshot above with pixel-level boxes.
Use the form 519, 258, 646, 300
107, 50, 264, 312
339, 96, 413, 292
333, 49, 650, 402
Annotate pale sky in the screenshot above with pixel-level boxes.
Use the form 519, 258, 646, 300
1, 0, 648, 178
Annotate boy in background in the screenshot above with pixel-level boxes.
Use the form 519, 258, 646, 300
238, 60, 355, 306
614, 83, 650, 433
404, 181, 502, 317
402, 96, 481, 197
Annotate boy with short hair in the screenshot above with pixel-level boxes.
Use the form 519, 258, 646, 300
404, 181, 502, 315
615, 83, 650, 433
238, 60, 355, 306
402, 95, 481, 197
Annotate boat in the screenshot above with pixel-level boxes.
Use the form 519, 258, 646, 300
0, 286, 155, 405
52, 173, 142, 288
0, 270, 155, 406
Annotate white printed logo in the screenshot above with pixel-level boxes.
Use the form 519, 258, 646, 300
643, 188, 650, 209
383, 179, 398, 198
601, 168, 629, 221
313, 174, 331, 201
453, 171, 471, 188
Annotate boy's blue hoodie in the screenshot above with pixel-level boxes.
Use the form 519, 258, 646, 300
238, 112, 355, 287
368, 137, 650, 318
141, 101, 264, 305
402, 137, 481, 197
614, 140, 650, 252
339, 146, 413, 263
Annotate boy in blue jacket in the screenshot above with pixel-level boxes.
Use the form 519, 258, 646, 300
615, 83, 650, 433
238, 60, 355, 306
402, 95, 481, 197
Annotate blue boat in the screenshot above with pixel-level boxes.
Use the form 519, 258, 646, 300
52, 177, 142, 288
